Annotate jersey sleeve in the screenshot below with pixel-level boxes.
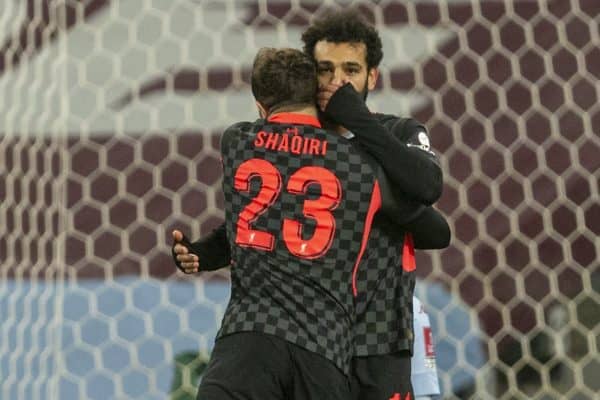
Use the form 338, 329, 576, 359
324, 84, 443, 205
374, 161, 425, 225
189, 224, 231, 270
405, 207, 451, 250
171, 224, 231, 272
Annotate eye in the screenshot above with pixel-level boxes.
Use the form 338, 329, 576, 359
317, 66, 333, 74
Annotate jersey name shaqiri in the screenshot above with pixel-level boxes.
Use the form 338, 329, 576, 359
253, 127, 328, 156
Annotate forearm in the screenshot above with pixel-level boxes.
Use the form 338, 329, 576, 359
376, 168, 450, 250
325, 84, 442, 204
405, 207, 451, 250
189, 224, 231, 270
376, 164, 426, 225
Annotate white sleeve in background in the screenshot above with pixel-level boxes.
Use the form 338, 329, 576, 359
411, 296, 441, 398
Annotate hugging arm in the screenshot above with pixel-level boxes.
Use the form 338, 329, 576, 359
325, 83, 443, 205
172, 224, 231, 273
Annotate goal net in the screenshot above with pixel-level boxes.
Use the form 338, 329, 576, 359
1, 1, 597, 399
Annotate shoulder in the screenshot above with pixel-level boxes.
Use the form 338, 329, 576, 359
223, 120, 256, 135
374, 114, 428, 138
376, 114, 434, 155
402, 120, 433, 155
221, 120, 259, 148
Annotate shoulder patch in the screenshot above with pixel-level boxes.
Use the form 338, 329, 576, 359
417, 131, 431, 151
407, 129, 435, 155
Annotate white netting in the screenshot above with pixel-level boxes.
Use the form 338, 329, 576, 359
1, 1, 598, 399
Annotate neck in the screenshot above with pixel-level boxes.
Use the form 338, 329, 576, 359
334, 125, 348, 134
268, 105, 318, 118
320, 117, 348, 135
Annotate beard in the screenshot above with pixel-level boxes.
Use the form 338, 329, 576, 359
359, 76, 369, 101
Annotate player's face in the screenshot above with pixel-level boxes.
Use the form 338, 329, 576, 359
313, 41, 379, 98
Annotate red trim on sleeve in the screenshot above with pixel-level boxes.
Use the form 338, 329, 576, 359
352, 181, 382, 297
402, 233, 416, 272
268, 113, 322, 128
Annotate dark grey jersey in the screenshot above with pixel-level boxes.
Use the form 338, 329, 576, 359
219, 113, 382, 373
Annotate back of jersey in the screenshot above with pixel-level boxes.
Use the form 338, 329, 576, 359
218, 113, 381, 373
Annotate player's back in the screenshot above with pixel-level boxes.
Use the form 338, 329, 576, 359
218, 113, 381, 373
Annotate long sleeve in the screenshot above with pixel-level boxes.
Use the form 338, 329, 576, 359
171, 224, 231, 272
325, 83, 443, 205
405, 207, 451, 250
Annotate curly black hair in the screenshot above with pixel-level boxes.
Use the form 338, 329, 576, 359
301, 9, 383, 69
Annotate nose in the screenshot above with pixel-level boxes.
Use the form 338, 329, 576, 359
332, 68, 348, 85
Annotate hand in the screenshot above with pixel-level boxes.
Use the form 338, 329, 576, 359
172, 230, 199, 274
317, 82, 343, 112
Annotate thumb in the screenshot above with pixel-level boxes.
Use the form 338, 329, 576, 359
172, 230, 183, 243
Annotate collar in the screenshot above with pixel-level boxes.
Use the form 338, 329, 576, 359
267, 112, 322, 128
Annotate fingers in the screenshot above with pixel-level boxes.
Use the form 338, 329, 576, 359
172, 229, 199, 274
173, 243, 189, 255
172, 229, 183, 242
176, 252, 199, 274
182, 264, 199, 274
176, 254, 197, 264
175, 250, 196, 264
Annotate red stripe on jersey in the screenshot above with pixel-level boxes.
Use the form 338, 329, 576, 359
402, 233, 416, 272
352, 181, 382, 297
268, 113, 322, 128
389, 393, 411, 400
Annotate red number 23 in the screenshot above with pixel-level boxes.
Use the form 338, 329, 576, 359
233, 158, 342, 259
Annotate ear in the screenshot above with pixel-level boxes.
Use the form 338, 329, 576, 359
255, 101, 268, 118
367, 67, 379, 91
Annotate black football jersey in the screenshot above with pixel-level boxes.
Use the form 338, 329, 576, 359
218, 113, 382, 373
352, 115, 439, 357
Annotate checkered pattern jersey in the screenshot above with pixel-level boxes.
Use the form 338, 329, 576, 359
352, 115, 437, 357
218, 119, 381, 374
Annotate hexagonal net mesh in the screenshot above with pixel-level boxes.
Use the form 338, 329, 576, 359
0, 1, 597, 399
